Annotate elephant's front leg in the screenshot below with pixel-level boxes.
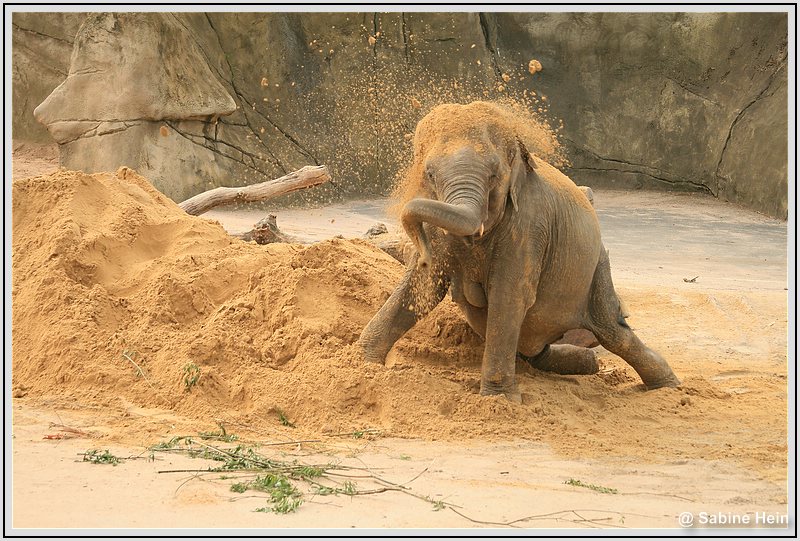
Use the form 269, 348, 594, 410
480, 273, 529, 401
358, 254, 450, 364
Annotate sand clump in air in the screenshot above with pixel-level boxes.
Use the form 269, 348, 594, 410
528, 59, 543, 75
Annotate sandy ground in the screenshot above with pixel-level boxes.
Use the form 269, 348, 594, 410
9, 147, 793, 534
10, 142, 60, 180
10, 403, 788, 531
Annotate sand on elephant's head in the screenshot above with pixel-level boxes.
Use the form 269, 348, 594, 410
391, 100, 567, 211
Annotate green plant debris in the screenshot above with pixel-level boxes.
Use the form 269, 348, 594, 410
564, 478, 618, 494
296, 465, 324, 479
312, 485, 336, 496
82, 449, 121, 466
151, 435, 193, 449
341, 480, 357, 495
239, 475, 303, 514
276, 409, 295, 428
199, 424, 238, 443
148, 431, 455, 515
212, 444, 281, 471
182, 362, 201, 390
311, 480, 358, 497
230, 482, 249, 493
199, 431, 238, 442
418, 493, 448, 511
349, 428, 383, 439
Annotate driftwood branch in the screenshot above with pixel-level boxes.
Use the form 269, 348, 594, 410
178, 165, 331, 215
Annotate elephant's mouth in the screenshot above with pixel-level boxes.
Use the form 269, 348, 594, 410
401, 198, 484, 269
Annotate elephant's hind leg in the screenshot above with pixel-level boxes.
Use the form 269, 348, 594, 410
586, 250, 680, 389
520, 344, 599, 375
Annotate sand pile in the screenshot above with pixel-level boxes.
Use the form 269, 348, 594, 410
11, 168, 787, 479
10, 167, 518, 438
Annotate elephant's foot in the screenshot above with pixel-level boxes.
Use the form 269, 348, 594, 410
630, 351, 681, 390
479, 377, 521, 403
521, 344, 599, 375
642, 372, 681, 390
356, 338, 387, 365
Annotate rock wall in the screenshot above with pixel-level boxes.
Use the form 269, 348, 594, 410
493, 12, 788, 218
11, 12, 86, 142
12, 11, 788, 218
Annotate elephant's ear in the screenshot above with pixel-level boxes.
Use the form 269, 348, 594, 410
508, 137, 536, 212
517, 137, 538, 172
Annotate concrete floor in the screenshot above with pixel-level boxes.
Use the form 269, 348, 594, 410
205, 189, 789, 292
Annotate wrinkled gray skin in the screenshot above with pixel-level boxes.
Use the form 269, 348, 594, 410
358, 103, 680, 401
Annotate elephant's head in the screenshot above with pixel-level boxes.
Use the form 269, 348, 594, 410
400, 102, 540, 270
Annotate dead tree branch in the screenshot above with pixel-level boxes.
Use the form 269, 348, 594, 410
178, 165, 331, 215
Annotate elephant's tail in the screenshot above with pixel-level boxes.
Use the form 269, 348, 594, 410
587, 247, 629, 330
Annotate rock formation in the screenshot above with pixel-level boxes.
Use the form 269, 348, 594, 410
12, 11, 788, 218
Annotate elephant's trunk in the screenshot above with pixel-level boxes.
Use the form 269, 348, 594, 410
401, 175, 486, 270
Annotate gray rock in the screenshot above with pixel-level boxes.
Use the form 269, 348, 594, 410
364, 223, 388, 238
11, 12, 86, 142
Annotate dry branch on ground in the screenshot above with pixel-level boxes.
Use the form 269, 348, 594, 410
178, 165, 331, 215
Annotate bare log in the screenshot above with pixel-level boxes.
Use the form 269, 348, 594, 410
178, 165, 331, 215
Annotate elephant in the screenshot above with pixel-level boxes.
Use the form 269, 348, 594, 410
357, 101, 680, 401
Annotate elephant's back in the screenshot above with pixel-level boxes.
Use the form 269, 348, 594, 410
532, 157, 596, 214
529, 156, 601, 249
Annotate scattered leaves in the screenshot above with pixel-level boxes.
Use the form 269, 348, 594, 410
565, 478, 618, 494
183, 363, 201, 391
276, 409, 295, 428
81, 449, 121, 466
